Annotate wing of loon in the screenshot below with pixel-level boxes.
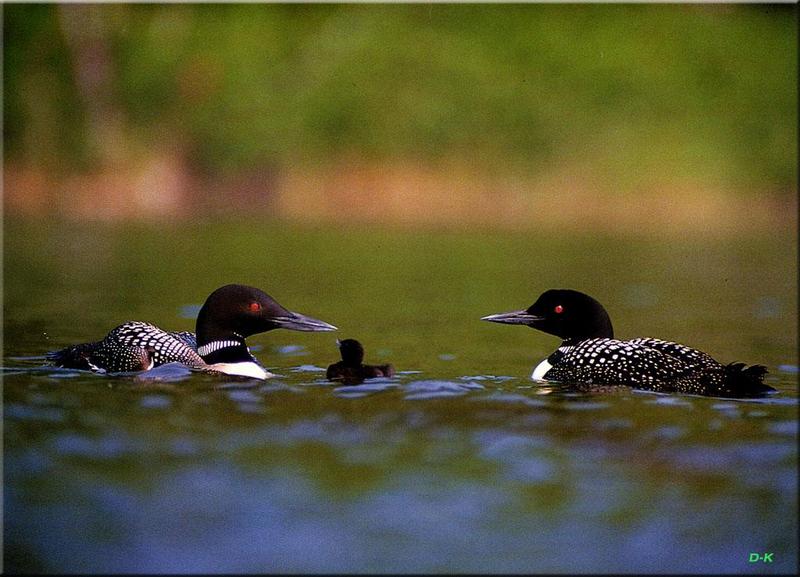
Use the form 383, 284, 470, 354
545, 338, 703, 393
626, 337, 722, 371
104, 322, 206, 367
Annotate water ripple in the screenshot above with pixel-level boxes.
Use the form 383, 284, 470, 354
768, 420, 799, 437
333, 381, 400, 398
134, 362, 193, 382
139, 395, 172, 410
472, 392, 549, 408
289, 364, 327, 372
404, 379, 484, 400
5, 403, 66, 423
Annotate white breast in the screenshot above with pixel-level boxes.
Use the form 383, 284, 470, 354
206, 361, 273, 380
531, 358, 552, 382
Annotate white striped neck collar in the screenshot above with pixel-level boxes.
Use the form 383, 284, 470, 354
197, 339, 245, 358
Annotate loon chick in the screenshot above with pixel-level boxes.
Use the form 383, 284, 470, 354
481, 289, 774, 398
48, 284, 337, 379
326, 339, 395, 385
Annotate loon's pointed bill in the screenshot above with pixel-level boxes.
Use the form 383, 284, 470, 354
271, 311, 338, 332
481, 310, 541, 325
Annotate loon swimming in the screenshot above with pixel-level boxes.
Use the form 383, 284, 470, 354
481, 289, 774, 398
48, 284, 337, 379
326, 338, 395, 385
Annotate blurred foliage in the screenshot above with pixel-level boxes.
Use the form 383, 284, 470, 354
3, 3, 797, 192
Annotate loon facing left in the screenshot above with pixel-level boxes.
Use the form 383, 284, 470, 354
47, 284, 337, 380
482, 288, 775, 399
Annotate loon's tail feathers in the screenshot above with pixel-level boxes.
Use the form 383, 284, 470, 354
46, 342, 99, 370
723, 362, 774, 397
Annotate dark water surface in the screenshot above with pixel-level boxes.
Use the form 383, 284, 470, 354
3, 219, 797, 573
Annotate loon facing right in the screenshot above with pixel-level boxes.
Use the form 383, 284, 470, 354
482, 289, 774, 398
48, 284, 337, 379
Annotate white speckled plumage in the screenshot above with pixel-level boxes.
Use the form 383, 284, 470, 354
483, 289, 773, 398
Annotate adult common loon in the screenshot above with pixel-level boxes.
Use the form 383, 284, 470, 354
326, 338, 395, 385
48, 284, 337, 379
481, 289, 774, 398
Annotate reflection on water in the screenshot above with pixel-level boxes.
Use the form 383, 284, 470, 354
3, 220, 798, 573
4, 362, 797, 573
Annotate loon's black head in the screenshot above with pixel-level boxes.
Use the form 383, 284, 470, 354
481, 289, 614, 343
337, 339, 365, 366
196, 284, 337, 345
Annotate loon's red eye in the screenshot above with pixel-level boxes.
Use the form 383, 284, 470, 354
554, 305, 564, 314
249, 302, 262, 312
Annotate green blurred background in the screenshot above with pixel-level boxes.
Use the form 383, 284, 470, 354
3, 3, 797, 231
